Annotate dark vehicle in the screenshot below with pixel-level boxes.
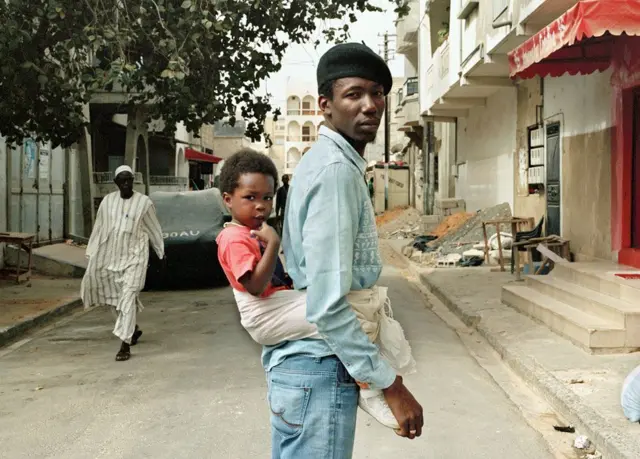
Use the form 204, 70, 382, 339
145, 188, 231, 290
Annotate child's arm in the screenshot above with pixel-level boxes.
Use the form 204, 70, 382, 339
239, 224, 281, 296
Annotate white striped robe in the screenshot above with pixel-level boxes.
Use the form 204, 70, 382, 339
81, 191, 164, 343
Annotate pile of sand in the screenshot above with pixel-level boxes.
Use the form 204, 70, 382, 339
375, 206, 409, 227
428, 212, 474, 238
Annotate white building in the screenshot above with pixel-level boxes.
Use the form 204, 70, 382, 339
283, 79, 325, 175
401, 0, 640, 267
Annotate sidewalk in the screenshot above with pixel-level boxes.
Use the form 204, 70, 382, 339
387, 239, 640, 459
0, 275, 82, 347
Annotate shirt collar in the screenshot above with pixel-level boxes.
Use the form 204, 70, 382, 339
318, 126, 367, 175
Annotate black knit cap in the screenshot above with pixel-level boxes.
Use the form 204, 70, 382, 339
317, 43, 393, 96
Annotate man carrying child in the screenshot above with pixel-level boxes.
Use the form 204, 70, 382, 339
216, 43, 423, 459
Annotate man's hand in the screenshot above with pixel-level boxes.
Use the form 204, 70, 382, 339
250, 223, 280, 248
383, 376, 423, 439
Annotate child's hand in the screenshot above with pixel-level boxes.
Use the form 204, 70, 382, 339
250, 224, 280, 247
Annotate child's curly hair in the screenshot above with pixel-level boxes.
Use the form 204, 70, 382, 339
219, 148, 279, 195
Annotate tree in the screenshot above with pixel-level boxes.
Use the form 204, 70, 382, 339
0, 0, 408, 148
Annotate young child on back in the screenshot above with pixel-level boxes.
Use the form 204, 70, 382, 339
216, 149, 415, 430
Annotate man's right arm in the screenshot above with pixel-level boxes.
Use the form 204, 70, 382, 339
85, 199, 106, 258
301, 163, 395, 390
302, 164, 424, 438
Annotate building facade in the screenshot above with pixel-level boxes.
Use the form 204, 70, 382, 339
283, 79, 325, 175
397, 0, 640, 268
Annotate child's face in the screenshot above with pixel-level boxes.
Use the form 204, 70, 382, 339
223, 173, 275, 230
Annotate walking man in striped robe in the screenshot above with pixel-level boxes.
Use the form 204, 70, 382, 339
81, 165, 165, 361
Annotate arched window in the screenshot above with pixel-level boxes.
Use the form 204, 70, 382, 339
302, 121, 316, 142
302, 95, 316, 115
287, 96, 301, 116
287, 121, 301, 141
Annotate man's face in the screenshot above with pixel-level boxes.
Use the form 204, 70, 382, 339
115, 172, 134, 199
318, 77, 385, 144
282, 175, 289, 186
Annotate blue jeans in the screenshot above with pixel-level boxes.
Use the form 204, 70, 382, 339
267, 355, 359, 459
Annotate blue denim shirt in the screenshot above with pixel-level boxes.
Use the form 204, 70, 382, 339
262, 126, 396, 390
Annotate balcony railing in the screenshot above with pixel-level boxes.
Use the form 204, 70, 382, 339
301, 109, 316, 116
150, 176, 188, 186
395, 0, 419, 51
404, 77, 418, 97
493, 0, 509, 20
287, 109, 301, 115
93, 171, 143, 184
439, 42, 450, 79
287, 135, 316, 142
427, 66, 434, 91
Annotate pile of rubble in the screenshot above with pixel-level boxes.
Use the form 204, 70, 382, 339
399, 202, 514, 268
377, 207, 436, 239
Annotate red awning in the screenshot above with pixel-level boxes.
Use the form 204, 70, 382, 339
508, 0, 640, 80
185, 147, 222, 164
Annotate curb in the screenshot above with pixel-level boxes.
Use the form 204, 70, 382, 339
0, 298, 83, 348
388, 241, 637, 459
5, 246, 86, 278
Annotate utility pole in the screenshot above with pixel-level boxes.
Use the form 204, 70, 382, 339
381, 32, 393, 211
383, 32, 390, 165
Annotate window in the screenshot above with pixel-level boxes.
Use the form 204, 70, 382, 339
302, 100, 315, 115
302, 126, 311, 142
527, 125, 545, 187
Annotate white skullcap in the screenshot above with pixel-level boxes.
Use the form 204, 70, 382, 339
114, 165, 134, 178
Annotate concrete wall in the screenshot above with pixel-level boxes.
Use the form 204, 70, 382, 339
435, 122, 456, 201
514, 77, 546, 224
213, 137, 252, 160
544, 70, 613, 260
456, 87, 517, 213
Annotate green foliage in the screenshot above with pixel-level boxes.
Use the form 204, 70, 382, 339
0, 0, 409, 147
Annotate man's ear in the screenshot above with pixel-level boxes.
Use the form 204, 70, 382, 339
318, 95, 331, 116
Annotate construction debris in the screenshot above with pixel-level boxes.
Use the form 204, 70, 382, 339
398, 202, 514, 268
376, 206, 409, 228
377, 207, 439, 239
429, 212, 474, 238
430, 202, 512, 256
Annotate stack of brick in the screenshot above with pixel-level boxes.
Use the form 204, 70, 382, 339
434, 198, 466, 217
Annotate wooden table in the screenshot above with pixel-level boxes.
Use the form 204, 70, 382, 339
482, 217, 534, 272
513, 236, 570, 281
0, 232, 35, 283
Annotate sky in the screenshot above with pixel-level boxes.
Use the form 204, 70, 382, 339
262, 0, 405, 111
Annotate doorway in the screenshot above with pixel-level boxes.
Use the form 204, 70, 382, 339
546, 123, 561, 237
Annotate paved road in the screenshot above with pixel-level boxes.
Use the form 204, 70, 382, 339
0, 264, 553, 459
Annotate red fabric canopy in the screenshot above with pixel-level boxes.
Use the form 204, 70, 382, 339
509, 0, 640, 79
185, 147, 222, 164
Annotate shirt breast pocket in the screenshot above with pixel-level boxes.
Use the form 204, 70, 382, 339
121, 216, 136, 234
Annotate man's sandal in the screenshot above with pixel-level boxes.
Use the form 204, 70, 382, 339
115, 349, 131, 361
